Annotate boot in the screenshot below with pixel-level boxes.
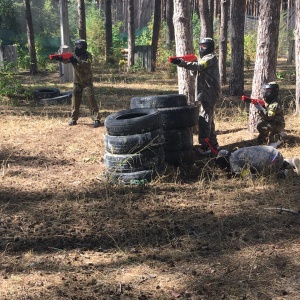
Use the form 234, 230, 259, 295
93, 119, 102, 128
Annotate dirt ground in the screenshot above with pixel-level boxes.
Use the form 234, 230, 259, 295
1, 64, 300, 300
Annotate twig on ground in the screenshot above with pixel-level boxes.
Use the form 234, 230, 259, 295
264, 207, 299, 215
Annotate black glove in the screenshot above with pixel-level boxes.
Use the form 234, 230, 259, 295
170, 58, 182, 65
56, 56, 63, 62
69, 56, 78, 64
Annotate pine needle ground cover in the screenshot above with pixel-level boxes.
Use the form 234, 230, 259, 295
1, 64, 300, 300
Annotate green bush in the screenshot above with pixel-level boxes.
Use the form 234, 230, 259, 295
244, 31, 257, 68
86, 6, 106, 63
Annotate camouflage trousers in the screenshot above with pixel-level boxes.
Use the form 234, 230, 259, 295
71, 83, 100, 121
257, 120, 285, 144
198, 100, 219, 149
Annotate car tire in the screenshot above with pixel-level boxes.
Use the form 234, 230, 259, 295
164, 149, 194, 165
163, 127, 193, 152
104, 108, 162, 136
159, 105, 198, 130
104, 146, 165, 173
104, 128, 164, 154
33, 88, 60, 99
130, 94, 188, 109
37, 92, 72, 105
106, 164, 166, 184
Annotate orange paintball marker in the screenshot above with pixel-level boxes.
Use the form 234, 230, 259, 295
168, 54, 197, 63
241, 95, 265, 106
49, 52, 73, 61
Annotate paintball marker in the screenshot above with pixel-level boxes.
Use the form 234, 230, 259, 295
168, 54, 197, 63
49, 52, 73, 61
241, 95, 265, 106
204, 138, 219, 155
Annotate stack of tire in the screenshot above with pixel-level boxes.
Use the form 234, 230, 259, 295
33, 88, 72, 105
104, 108, 166, 184
130, 94, 198, 165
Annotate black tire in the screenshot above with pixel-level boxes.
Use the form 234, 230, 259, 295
104, 146, 165, 173
159, 105, 199, 130
163, 127, 193, 151
104, 128, 164, 154
37, 92, 72, 106
106, 164, 166, 184
130, 94, 187, 109
104, 108, 162, 136
164, 149, 194, 165
33, 88, 60, 99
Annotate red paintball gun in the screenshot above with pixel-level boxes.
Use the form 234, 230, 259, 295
168, 54, 197, 63
49, 52, 73, 61
241, 95, 265, 106
204, 138, 219, 155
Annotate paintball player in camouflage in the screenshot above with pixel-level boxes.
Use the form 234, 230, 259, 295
215, 146, 300, 178
62, 39, 102, 128
255, 82, 285, 145
170, 37, 221, 154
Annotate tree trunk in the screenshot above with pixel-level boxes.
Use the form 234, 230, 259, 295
173, 0, 195, 104
219, 0, 229, 85
166, 0, 174, 50
287, 0, 295, 63
295, 0, 300, 114
214, 0, 221, 18
229, 0, 245, 95
198, 0, 214, 38
248, 0, 281, 132
78, 0, 86, 40
105, 0, 114, 64
23, 0, 37, 74
128, 0, 135, 68
151, 0, 161, 72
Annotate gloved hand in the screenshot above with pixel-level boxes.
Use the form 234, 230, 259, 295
69, 56, 78, 64
255, 102, 264, 112
170, 58, 183, 65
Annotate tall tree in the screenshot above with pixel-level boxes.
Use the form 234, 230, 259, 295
229, 0, 245, 95
287, 0, 295, 62
248, 0, 281, 132
198, 0, 214, 38
105, 0, 114, 64
173, 0, 195, 104
127, 0, 135, 68
77, 0, 86, 40
23, 0, 37, 74
151, 0, 161, 72
165, 0, 174, 50
295, 0, 300, 114
219, 0, 229, 85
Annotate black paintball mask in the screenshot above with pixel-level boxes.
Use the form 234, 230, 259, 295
199, 37, 215, 58
215, 150, 231, 172
74, 39, 87, 56
262, 82, 279, 104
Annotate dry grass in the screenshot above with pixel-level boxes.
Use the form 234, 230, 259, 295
1, 64, 300, 300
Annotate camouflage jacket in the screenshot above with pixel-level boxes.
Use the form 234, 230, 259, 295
178, 53, 221, 104
71, 51, 93, 85
260, 97, 285, 127
230, 145, 283, 175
